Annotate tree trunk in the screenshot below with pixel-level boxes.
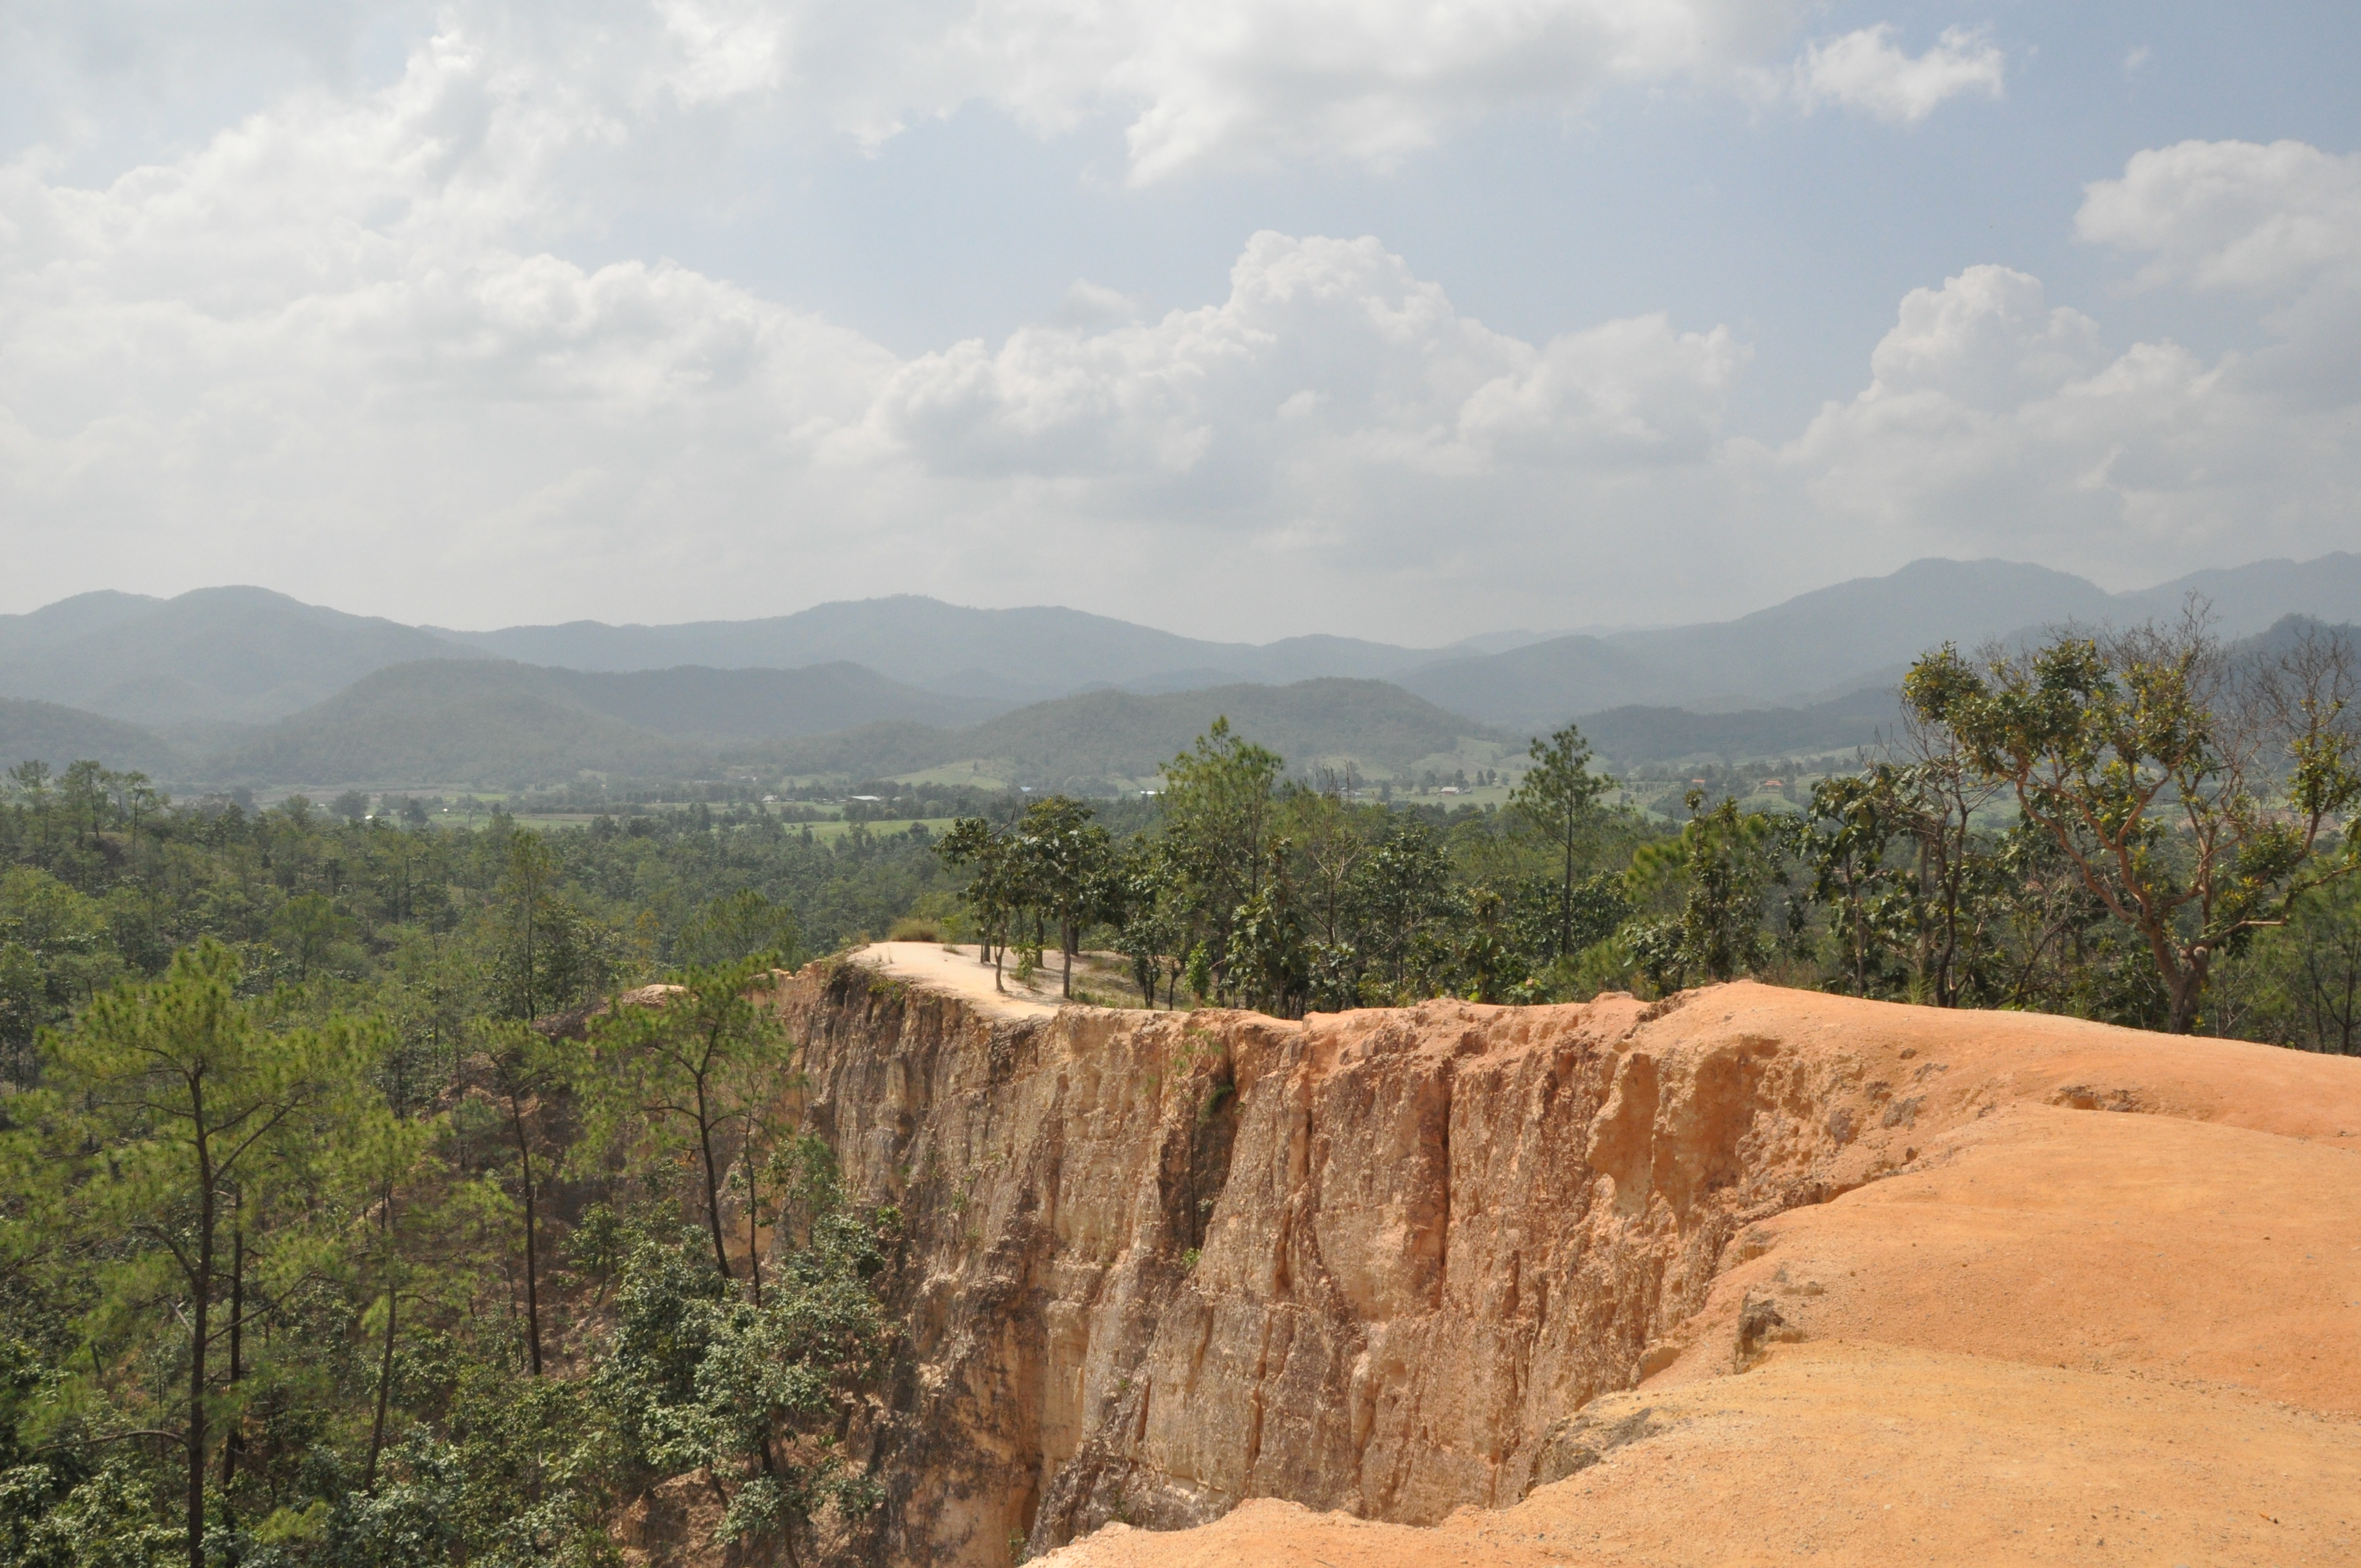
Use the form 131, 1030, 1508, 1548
2167, 949, 2210, 1036
1062, 920, 1074, 998
744, 1144, 764, 1308
1561, 834, 1576, 965
509, 1100, 544, 1375
695, 1085, 734, 1284
220, 1223, 243, 1489
188, 1125, 212, 1568
365, 1283, 397, 1490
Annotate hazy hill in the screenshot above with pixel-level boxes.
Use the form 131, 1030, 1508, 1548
741, 678, 1501, 784
434, 597, 1459, 703
2121, 554, 2361, 632
1402, 560, 2118, 727
0, 590, 170, 654
539, 662, 989, 739
1574, 688, 1902, 767
1607, 558, 2115, 697
200, 660, 989, 787
10, 552, 2355, 772
0, 586, 479, 726
0, 698, 188, 777
434, 554, 2361, 727
204, 662, 700, 787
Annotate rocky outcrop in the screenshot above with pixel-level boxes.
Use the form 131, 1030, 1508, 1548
774, 959, 2007, 1566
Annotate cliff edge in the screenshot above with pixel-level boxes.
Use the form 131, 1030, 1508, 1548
774, 944, 2361, 1567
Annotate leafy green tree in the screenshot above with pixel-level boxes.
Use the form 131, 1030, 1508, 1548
594, 1158, 894, 1563
1628, 795, 1794, 993
1343, 815, 1457, 997
940, 817, 1031, 990
1158, 720, 1283, 995
1109, 841, 1187, 1009
43, 944, 363, 1568
2208, 879, 2361, 1054
1285, 781, 1372, 950
1225, 870, 1309, 1017
587, 958, 795, 1289
0, 867, 121, 1084
674, 889, 799, 971
271, 891, 353, 983
1510, 725, 1614, 965
1799, 769, 1916, 998
1008, 797, 1114, 999
1906, 616, 2361, 1033
465, 1022, 580, 1376
488, 831, 617, 1023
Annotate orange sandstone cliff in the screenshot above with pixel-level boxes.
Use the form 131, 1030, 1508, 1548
750, 944, 2361, 1567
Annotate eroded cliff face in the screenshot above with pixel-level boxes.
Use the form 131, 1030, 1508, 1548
775, 961, 1940, 1566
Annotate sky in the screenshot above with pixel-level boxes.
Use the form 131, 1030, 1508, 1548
3, 1, 2359, 644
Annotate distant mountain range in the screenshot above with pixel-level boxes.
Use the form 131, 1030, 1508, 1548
429, 598, 1479, 705
1395, 556, 2361, 725
2, 553, 2355, 789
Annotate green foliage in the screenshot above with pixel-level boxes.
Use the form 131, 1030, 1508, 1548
585, 958, 797, 1287
1626, 795, 1799, 992
593, 1169, 894, 1553
0, 768, 910, 1566
747, 677, 1498, 787
1510, 723, 1614, 964
1906, 615, 2361, 1032
2206, 878, 2361, 1053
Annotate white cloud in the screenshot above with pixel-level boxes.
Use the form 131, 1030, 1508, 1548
4, 19, 2359, 646
0, 30, 1771, 635
7, 3, 2013, 187
1778, 254, 2361, 578
864, 233, 1741, 482
2076, 139, 2361, 296
1780, 23, 2005, 123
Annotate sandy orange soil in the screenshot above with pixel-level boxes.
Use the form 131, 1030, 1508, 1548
1021, 981, 2361, 1568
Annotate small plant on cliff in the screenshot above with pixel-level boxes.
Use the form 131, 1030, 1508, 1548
595, 1165, 897, 1563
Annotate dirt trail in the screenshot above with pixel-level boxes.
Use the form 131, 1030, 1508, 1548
1016, 983, 2361, 1568
844, 940, 1068, 1018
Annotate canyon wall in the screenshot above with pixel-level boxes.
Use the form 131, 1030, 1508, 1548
775, 957, 1954, 1565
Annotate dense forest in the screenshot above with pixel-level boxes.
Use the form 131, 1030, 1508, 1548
0, 616, 2355, 1568
0, 775, 947, 1566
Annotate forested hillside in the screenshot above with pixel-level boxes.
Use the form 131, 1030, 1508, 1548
742, 677, 1502, 786
0, 762, 949, 1563
202, 659, 993, 787
0, 697, 189, 778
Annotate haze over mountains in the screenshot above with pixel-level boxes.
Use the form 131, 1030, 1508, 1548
3, 553, 2356, 791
